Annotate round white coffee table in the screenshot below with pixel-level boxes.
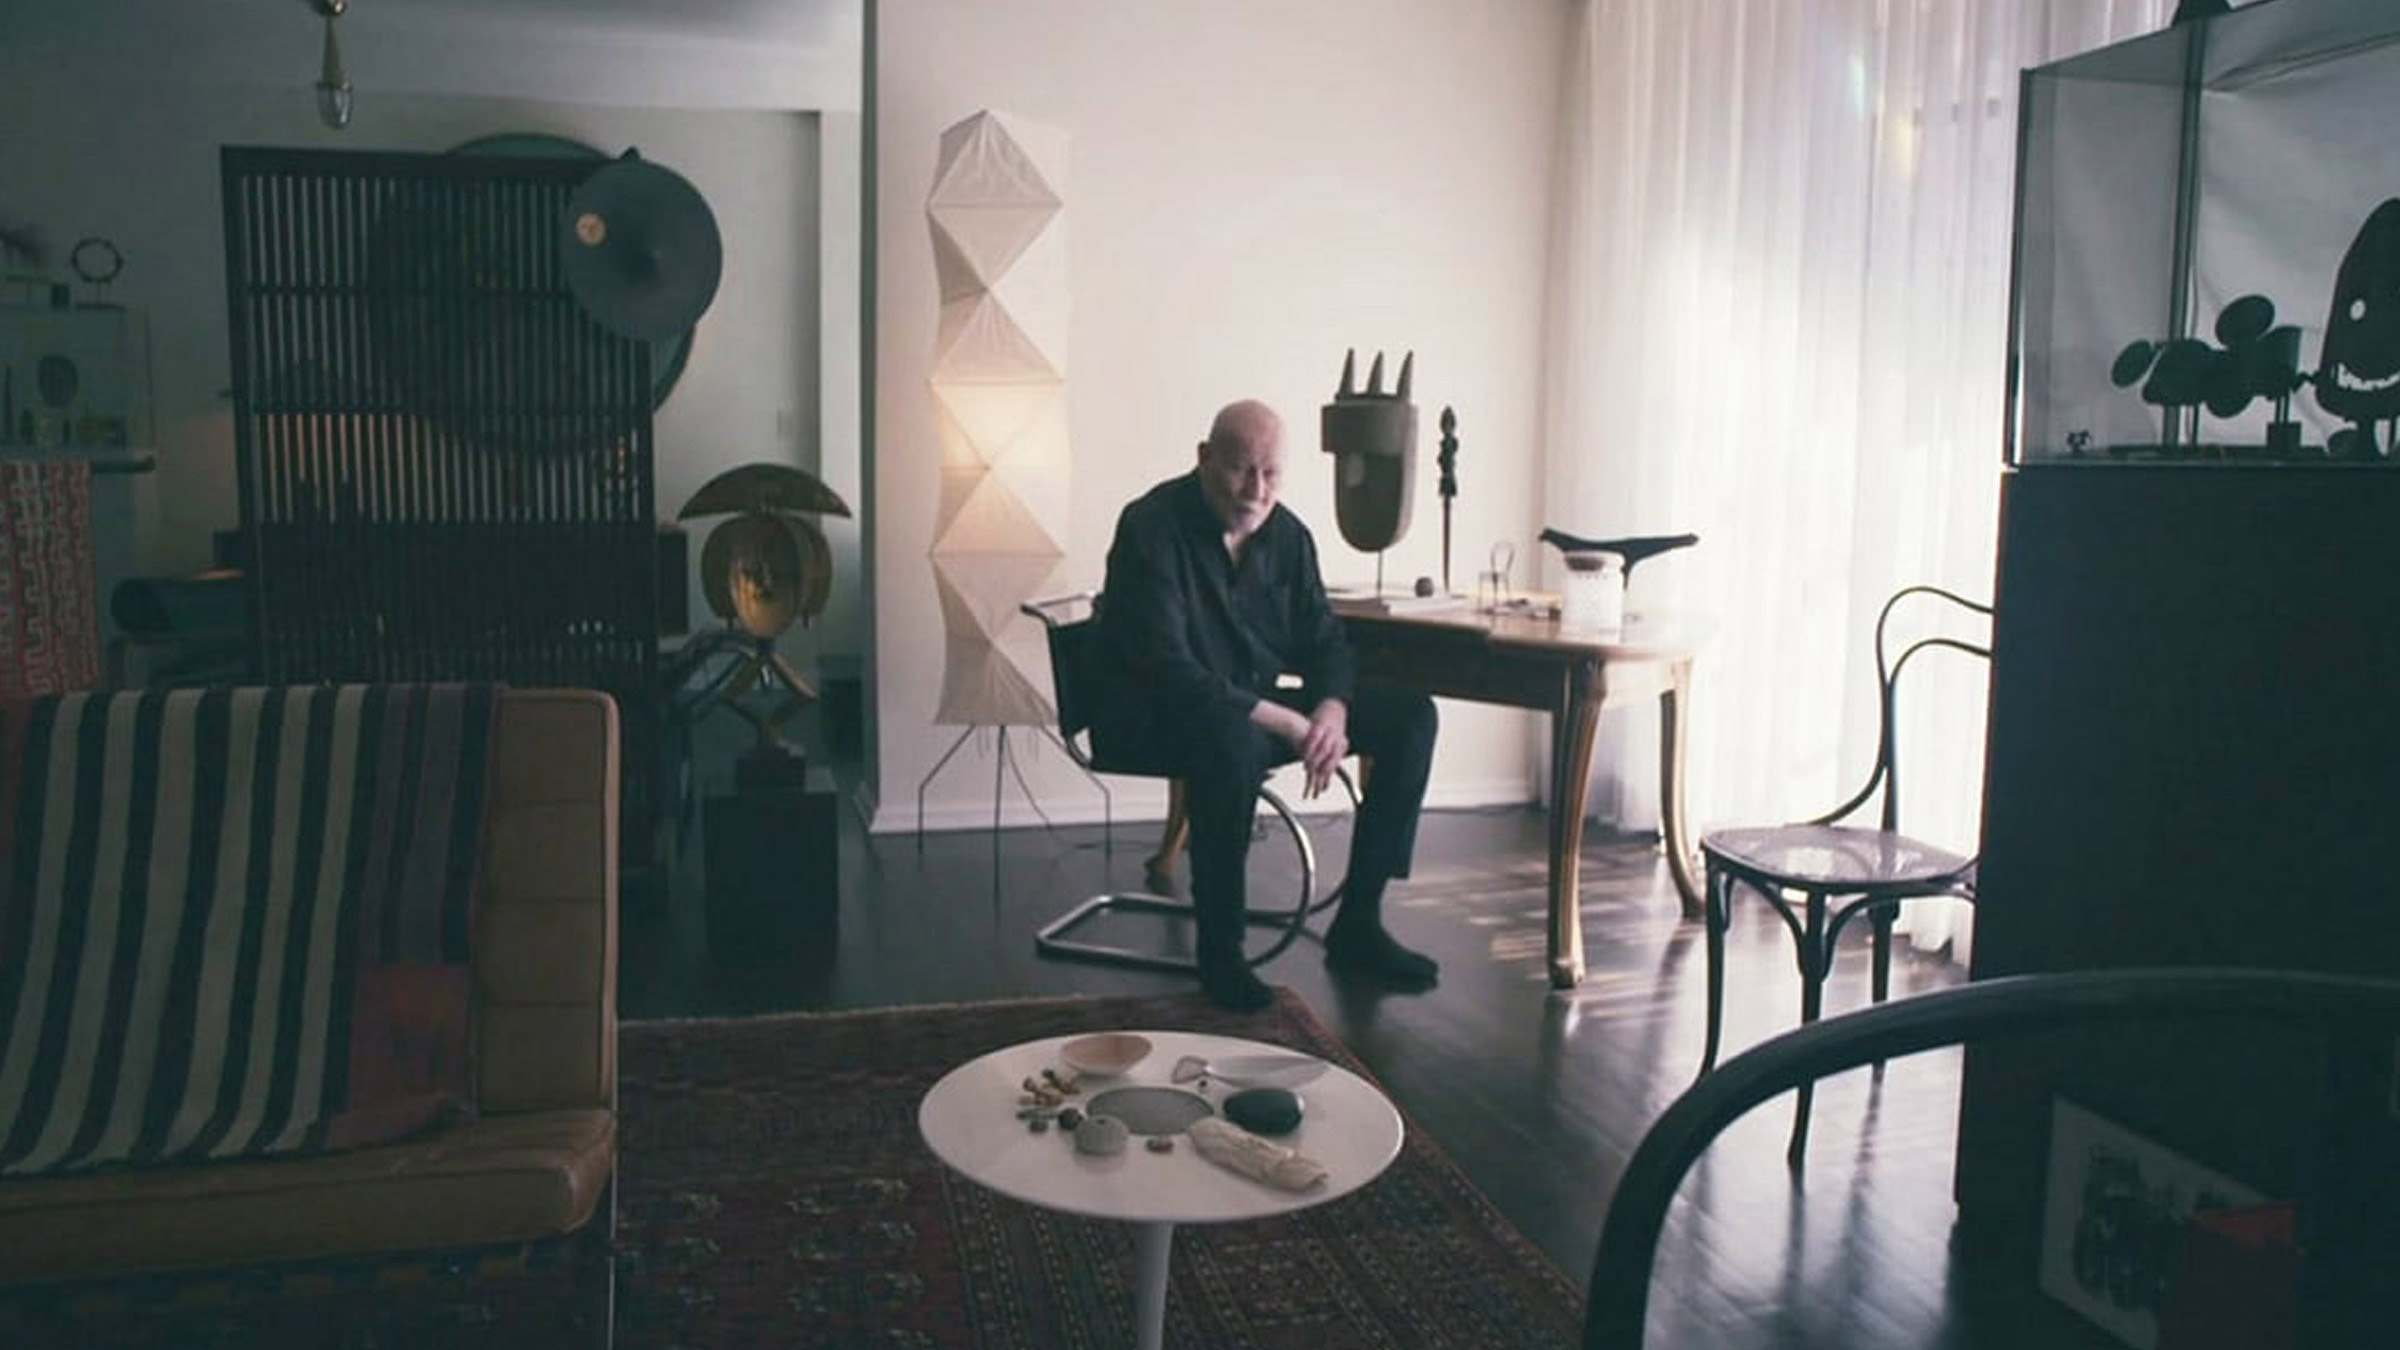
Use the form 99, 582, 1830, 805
918, 1029, 1404, 1350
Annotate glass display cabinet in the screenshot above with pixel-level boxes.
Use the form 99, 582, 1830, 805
2008, 0, 2400, 464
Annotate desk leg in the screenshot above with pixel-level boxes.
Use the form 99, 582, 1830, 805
1547, 670, 1605, 988
1658, 660, 1705, 920
1133, 1220, 1174, 1350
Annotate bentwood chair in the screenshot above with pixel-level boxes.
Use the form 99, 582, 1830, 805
1019, 593, 1355, 974
1697, 584, 1991, 1162
1584, 967, 2400, 1350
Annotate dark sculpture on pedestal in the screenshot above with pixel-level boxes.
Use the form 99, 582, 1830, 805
1437, 406, 1459, 594
1322, 349, 1417, 560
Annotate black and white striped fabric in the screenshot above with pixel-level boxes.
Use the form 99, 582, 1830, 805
0, 684, 497, 1176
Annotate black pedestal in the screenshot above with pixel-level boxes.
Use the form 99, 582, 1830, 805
703, 749, 839, 959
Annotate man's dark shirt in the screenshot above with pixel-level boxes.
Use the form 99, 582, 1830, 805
1093, 472, 1355, 738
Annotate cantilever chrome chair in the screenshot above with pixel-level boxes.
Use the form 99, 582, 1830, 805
1019, 593, 1356, 974
1585, 967, 2400, 1349
1697, 584, 1992, 1162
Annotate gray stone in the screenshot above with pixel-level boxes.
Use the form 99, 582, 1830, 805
1222, 1087, 1303, 1135
1073, 1114, 1130, 1156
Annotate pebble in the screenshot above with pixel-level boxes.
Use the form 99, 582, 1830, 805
1057, 1108, 1083, 1130
1073, 1115, 1129, 1156
1223, 1087, 1304, 1135
1027, 1117, 1049, 1133
1145, 1136, 1174, 1153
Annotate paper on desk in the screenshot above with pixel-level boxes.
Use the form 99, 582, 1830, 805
1187, 1116, 1327, 1191
1327, 587, 1469, 617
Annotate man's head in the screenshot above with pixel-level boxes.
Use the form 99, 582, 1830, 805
1196, 399, 1285, 541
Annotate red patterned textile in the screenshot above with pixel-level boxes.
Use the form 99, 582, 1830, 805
0, 461, 100, 697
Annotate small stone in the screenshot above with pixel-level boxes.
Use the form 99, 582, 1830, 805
1073, 1115, 1130, 1156
1223, 1087, 1304, 1136
1057, 1108, 1084, 1131
1145, 1136, 1174, 1153
1414, 575, 1436, 597
1028, 1117, 1050, 1134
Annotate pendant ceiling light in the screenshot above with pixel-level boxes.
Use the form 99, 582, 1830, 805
314, 0, 353, 130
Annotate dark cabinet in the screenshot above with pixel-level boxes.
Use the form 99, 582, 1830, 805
1959, 465, 2400, 1272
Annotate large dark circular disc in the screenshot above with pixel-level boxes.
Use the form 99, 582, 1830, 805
563, 156, 724, 343
447, 133, 695, 409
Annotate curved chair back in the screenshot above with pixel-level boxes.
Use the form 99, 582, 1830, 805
1814, 584, 1993, 835
1583, 967, 2400, 1350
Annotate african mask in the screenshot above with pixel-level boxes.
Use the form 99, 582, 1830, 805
1321, 349, 1417, 553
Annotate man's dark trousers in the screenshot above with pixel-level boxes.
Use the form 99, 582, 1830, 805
1099, 685, 1437, 960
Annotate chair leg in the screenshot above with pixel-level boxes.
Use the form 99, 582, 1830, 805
1034, 784, 1317, 974
1698, 864, 1731, 1078
1787, 890, 1829, 1168
1870, 901, 1895, 1006
1868, 899, 1902, 1080
575, 1176, 617, 1350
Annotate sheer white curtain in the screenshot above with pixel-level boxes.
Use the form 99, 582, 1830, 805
1544, 0, 2169, 961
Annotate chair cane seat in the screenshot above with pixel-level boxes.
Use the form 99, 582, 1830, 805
1701, 824, 1974, 894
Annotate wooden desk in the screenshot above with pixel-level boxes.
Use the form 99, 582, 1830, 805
1340, 604, 1707, 987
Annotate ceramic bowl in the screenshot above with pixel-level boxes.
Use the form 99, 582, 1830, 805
1060, 1032, 1153, 1078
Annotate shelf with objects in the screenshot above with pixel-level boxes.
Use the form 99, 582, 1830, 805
1, 230, 157, 698
2, 230, 152, 467
0, 304, 152, 463
1963, 3, 2400, 1341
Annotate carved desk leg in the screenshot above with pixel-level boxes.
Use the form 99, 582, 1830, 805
1658, 657, 1705, 920
1547, 658, 1606, 988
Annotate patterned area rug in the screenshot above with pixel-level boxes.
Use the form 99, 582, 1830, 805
618, 986, 1584, 1349
1, 988, 1585, 1349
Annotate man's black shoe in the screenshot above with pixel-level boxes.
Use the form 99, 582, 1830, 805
1198, 958, 1275, 1012
1323, 926, 1440, 989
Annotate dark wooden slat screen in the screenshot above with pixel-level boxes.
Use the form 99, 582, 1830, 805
222, 146, 660, 831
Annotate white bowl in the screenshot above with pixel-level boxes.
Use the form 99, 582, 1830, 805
1060, 1032, 1153, 1078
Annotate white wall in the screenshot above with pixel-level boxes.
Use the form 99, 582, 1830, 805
875, 0, 1570, 832
0, 0, 867, 667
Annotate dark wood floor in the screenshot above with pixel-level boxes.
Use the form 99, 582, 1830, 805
624, 753, 2115, 1349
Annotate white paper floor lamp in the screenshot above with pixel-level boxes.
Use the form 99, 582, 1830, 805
919, 110, 1087, 837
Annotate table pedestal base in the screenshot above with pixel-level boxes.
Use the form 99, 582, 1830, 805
1133, 1221, 1173, 1350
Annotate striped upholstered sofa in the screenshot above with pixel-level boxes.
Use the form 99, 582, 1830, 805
0, 687, 619, 1287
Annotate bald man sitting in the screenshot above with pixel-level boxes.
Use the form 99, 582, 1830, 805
1089, 400, 1441, 1012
